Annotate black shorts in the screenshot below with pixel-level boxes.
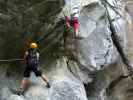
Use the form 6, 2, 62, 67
23, 65, 42, 78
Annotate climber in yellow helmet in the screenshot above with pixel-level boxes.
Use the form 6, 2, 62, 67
18, 42, 50, 95
30, 42, 38, 48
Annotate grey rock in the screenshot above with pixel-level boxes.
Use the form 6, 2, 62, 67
2, 58, 87, 100
0, 0, 133, 100
48, 58, 87, 100
68, 2, 118, 72
9, 95, 24, 100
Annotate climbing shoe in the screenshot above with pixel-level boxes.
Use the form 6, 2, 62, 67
16, 88, 24, 96
10, 88, 24, 96
46, 82, 51, 88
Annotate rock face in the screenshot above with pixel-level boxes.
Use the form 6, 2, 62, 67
0, 58, 87, 100
0, 0, 133, 100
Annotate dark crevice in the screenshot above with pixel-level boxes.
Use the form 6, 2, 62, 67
106, 1, 133, 78
84, 83, 94, 98
66, 60, 76, 78
101, 1, 133, 97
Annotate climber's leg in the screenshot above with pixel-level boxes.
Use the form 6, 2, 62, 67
33, 66, 51, 88
71, 6, 80, 37
18, 67, 31, 95
72, 17, 79, 36
65, 16, 71, 28
41, 74, 50, 88
20, 78, 29, 93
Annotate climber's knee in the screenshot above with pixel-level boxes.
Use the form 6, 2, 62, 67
20, 78, 28, 90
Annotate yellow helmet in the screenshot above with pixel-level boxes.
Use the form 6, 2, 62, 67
30, 43, 38, 49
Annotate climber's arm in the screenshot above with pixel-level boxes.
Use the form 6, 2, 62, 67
23, 51, 28, 63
